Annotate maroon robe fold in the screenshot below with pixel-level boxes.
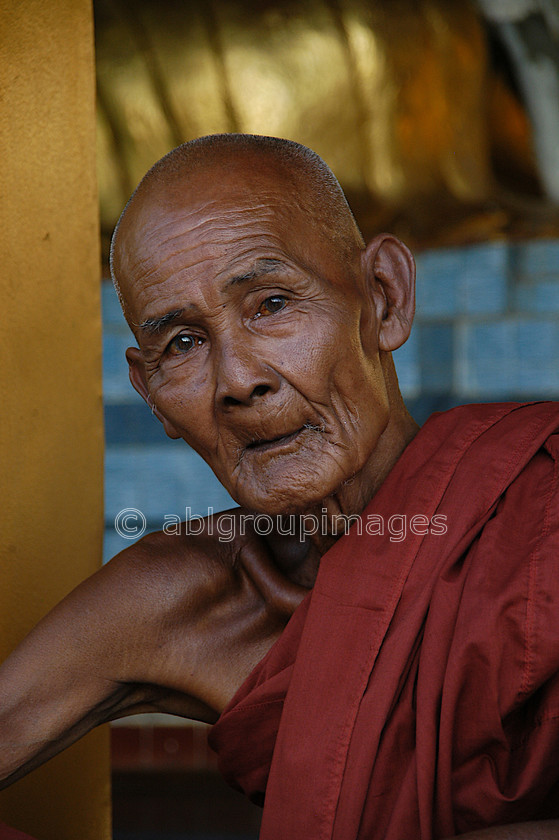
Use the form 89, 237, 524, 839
210, 402, 559, 839
0, 825, 37, 840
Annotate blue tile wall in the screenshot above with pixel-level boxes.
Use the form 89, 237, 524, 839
414, 242, 509, 319
102, 332, 140, 403
457, 318, 559, 396
417, 324, 454, 392
102, 239, 559, 561
510, 240, 559, 279
392, 326, 420, 397
510, 240, 559, 314
512, 278, 559, 314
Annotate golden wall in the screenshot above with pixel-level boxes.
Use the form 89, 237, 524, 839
0, 2, 110, 838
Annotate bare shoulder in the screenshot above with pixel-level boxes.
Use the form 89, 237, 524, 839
99, 509, 308, 711
106, 507, 308, 612
99, 517, 237, 619
102, 508, 298, 628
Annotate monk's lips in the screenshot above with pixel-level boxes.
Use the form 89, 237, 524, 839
245, 427, 306, 453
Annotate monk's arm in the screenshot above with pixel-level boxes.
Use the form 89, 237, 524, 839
0, 525, 304, 791
0, 543, 221, 790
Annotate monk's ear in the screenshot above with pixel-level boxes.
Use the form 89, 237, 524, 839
126, 346, 182, 440
361, 234, 415, 351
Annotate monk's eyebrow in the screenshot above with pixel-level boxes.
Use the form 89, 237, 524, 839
138, 308, 185, 335
138, 260, 286, 334
226, 258, 286, 288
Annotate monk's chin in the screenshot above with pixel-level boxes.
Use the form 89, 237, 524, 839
229, 472, 348, 518
222, 438, 370, 516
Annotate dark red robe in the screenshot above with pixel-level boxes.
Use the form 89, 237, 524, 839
210, 402, 559, 839
0, 825, 36, 840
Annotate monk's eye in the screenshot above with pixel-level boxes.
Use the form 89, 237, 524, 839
255, 295, 287, 318
167, 333, 203, 355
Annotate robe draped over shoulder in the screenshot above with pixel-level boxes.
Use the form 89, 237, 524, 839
209, 402, 559, 839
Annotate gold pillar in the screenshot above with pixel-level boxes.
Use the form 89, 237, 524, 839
0, 2, 110, 838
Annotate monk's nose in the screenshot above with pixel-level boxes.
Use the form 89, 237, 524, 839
216, 344, 281, 408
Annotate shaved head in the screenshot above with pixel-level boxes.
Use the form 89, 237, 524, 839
109, 132, 416, 515
110, 133, 365, 319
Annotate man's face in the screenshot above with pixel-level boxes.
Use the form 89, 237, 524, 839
120, 164, 391, 514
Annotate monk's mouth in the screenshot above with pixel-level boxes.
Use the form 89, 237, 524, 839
245, 427, 305, 453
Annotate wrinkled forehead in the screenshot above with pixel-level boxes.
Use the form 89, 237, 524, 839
120, 155, 317, 250
128, 177, 303, 258
114, 160, 353, 316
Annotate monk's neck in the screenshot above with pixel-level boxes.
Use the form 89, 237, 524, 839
265, 406, 420, 588
313, 404, 419, 541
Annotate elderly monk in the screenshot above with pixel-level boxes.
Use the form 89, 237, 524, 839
1, 134, 559, 840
